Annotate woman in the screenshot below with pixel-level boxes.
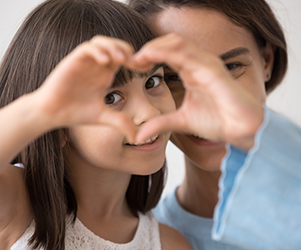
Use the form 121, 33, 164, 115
128, 0, 301, 249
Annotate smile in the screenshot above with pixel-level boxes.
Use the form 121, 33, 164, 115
124, 134, 163, 152
192, 134, 206, 140
126, 134, 159, 146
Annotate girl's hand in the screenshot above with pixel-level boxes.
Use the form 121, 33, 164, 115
34, 36, 137, 142
130, 33, 264, 150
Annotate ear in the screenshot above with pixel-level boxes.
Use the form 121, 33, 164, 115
261, 42, 275, 82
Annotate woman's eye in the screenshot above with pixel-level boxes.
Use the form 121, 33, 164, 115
225, 62, 247, 78
105, 92, 122, 105
225, 63, 240, 71
164, 74, 181, 82
225, 62, 246, 72
164, 74, 184, 92
145, 75, 163, 89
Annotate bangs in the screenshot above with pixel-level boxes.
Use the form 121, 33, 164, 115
113, 63, 165, 87
114, 67, 137, 87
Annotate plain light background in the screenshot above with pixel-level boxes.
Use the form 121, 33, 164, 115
1, 0, 300, 197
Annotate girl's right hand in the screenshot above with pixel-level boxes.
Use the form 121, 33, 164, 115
34, 36, 137, 141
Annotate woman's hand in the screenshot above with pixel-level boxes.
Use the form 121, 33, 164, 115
34, 36, 137, 142
130, 33, 264, 150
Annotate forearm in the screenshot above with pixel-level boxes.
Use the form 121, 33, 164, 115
0, 93, 53, 173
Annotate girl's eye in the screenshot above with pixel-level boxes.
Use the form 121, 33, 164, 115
105, 92, 122, 105
145, 75, 163, 89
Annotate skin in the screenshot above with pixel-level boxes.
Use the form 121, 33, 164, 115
0, 36, 192, 249
132, 7, 274, 218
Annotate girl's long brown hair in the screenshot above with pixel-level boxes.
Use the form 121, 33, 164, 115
0, 0, 166, 249
128, 0, 288, 93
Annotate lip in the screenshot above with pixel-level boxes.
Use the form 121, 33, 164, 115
125, 135, 163, 151
186, 134, 223, 146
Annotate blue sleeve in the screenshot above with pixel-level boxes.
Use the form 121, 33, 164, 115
212, 107, 301, 250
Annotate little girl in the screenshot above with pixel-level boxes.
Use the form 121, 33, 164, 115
0, 0, 192, 249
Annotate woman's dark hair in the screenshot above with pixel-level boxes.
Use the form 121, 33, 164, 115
128, 0, 288, 93
0, 0, 165, 249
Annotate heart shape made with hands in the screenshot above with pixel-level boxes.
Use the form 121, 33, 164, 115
62, 33, 262, 148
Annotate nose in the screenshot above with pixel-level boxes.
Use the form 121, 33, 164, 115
131, 96, 161, 126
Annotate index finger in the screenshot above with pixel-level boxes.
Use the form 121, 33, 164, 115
135, 110, 188, 144
90, 35, 135, 64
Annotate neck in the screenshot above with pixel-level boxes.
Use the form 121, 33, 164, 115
70, 168, 132, 218
177, 156, 221, 218
68, 164, 139, 243
66, 151, 133, 219
64, 147, 139, 244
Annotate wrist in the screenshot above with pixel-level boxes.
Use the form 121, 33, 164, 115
17, 93, 57, 133
228, 106, 264, 151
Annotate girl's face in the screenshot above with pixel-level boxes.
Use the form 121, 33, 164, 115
152, 7, 271, 171
66, 67, 175, 175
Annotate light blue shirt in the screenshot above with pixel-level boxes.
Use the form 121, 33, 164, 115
153, 187, 243, 250
213, 107, 301, 249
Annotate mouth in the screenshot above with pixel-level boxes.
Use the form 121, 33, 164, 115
124, 134, 163, 152
191, 134, 206, 140
125, 134, 159, 146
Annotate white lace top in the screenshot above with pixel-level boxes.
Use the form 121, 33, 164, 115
11, 212, 161, 250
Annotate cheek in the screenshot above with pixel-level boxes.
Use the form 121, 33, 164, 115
69, 127, 123, 163
239, 70, 267, 103
251, 82, 266, 103
89, 128, 123, 155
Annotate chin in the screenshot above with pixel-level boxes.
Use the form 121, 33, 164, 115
190, 154, 225, 171
133, 158, 166, 176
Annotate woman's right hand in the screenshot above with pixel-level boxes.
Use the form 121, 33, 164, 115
34, 36, 137, 141
131, 33, 264, 150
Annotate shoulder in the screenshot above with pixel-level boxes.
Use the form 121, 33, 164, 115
0, 164, 32, 247
159, 223, 193, 250
0, 164, 26, 215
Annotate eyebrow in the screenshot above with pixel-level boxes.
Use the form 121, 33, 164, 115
137, 63, 165, 78
111, 64, 165, 88
219, 47, 250, 61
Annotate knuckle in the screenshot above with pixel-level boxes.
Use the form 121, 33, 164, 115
76, 41, 90, 53
170, 33, 185, 48
90, 35, 108, 44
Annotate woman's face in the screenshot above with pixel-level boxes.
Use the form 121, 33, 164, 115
66, 67, 175, 175
152, 7, 271, 171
